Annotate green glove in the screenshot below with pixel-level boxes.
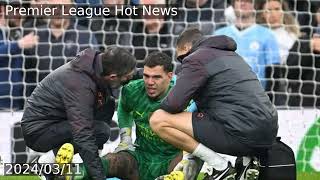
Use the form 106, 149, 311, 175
114, 128, 135, 153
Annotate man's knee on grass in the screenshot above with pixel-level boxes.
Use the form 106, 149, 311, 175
104, 152, 139, 179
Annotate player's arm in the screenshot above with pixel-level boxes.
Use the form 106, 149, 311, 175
160, 56, 208, 113
63, 75, 105, 180
117, 85, 134, 128
115, 85, 135, 152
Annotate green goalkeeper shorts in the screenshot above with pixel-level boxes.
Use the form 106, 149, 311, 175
126, 149, 180, 180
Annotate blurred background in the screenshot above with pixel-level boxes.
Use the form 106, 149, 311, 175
0, 0, 320, 178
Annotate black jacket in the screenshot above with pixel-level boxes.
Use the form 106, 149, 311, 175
21, 48, 111, 180
160, 35, 278, 147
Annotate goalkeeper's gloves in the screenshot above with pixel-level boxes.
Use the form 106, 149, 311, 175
173, 152, 203, 180
114, 128, 135, 153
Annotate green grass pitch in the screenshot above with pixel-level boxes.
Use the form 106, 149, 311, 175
0, 172, 320, 180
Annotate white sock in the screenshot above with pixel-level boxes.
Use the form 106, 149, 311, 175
243, 156, 251, 166
71, 153, 83, 164
192, 143, 228, 171
38, 150, 55, 164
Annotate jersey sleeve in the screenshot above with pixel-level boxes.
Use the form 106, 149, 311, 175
117, 85, 134, 128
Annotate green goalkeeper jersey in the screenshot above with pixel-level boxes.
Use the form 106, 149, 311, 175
117, 79, 179, 157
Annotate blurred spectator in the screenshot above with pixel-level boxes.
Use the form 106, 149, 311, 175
24, 0, 98, 96
313, 6, 320, 36
4, 0, 44, 38
131, 0, 173, 66
91, 0, 132, 51
173, 0, 226, 35
74, 0, 102, 27
258, 0, 299, 105
214, 0, 280, 89
260, 0, 320, 107
6, 1, 47, 46
287, 0, 319, 38
258, 0, 300, 64
0, 1, 39, 110
75, 0, 102, 4
23, 0, 49, 28
74, 0, 139, 5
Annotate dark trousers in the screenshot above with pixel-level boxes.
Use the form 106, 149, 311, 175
192, 112, 271, 157
24, 120, 110, 152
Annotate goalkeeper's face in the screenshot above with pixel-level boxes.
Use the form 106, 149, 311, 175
143, 65, 173, 99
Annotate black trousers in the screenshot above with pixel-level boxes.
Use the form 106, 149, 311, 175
192, 112, 270, 157
24, 120, 110, 152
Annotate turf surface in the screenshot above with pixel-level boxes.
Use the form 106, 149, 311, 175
1, 172, 320, 180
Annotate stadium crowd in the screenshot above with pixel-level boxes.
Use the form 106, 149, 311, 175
1, 0, 318, 180
1, 0, 320, 110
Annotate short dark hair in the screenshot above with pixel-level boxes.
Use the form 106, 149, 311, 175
101, 47, 136, 76
176, 27, 203, 49
144, 52, 174, 73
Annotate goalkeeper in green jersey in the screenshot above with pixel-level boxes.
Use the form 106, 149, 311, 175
76, 52, 183, 180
